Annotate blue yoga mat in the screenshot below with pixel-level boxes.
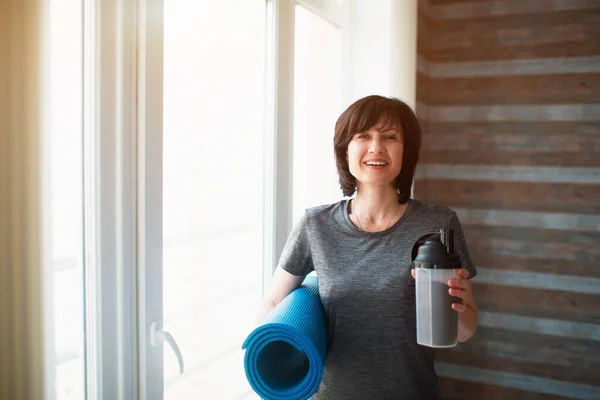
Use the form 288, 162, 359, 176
242, 276, 327, 400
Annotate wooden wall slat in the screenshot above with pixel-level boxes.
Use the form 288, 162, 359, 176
429, 0, 493, 4
468, 253, 600, 279
431, 2, 600, 21
472, 283, 600, 324
427, 121, 600, 136
419, 149, 600, 167
426, 104, 600, 123
416, 71, 431, 105
436, 359, 600, 398
432, 11, 600, 42
423, 130, 600, 153
436, 328, 600, 386
430, 24, 600, 53
427, 73, 600, 105
433, 9, 600, 32
428, 40, 600, 63
463, 224, 600, 263
417, 7, 431, 51
438, 353, 600, 390
413, 180, 600, 214
437, 377, 570, 400
417, 4, 431, 144
463, 224, 600, 247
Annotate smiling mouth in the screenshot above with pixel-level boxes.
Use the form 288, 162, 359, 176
364, 161, 388, 166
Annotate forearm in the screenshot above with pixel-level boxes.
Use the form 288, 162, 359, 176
256, 299, 276, 324
457, 299, 477, 342
256, 267, 305, 325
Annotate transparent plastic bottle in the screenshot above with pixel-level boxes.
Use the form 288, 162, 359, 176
412, 229, 460, 348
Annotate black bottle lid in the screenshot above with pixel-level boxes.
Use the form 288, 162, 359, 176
412, 229, 461, 269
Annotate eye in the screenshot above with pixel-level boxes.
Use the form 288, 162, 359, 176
355, 133, 368, 139
385, 134, 398, 140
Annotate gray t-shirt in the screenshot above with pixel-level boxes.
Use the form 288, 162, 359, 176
278, 198, 476, 400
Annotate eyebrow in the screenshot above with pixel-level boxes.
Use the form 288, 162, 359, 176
357, 127, 400, 135
376, 128, 399, 134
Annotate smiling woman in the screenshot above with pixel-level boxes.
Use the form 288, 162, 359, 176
260, 94, 477, 400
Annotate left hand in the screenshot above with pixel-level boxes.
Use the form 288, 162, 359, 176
411, 268, 473, 313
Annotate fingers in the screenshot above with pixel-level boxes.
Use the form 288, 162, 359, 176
448, 278, 469, 290
449, 270, 472, 313
411, 267, 469, 313
456, 268, 470, 279
448, 287, 467, 299
451, 301, 467, 313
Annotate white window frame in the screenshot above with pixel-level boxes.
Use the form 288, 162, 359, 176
136, 0, 165, 398
83, 0, 139, 398
262, 0, 295, 292
297, 0, 351, 105
297, 0, 347, 27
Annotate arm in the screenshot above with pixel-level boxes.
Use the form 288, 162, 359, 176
457, 300, 477, 342
256, 266, 305, 323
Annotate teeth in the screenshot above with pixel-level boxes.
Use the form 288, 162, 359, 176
366, 161, 387, 166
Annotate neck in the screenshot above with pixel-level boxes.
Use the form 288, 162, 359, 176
354, 184, 403, 223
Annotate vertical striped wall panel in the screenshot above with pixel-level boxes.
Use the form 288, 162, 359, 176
415, 1, 600, 399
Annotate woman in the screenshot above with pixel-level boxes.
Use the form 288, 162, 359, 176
258, 95, 477, 399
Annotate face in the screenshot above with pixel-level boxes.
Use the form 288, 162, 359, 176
346, 122, 404, 189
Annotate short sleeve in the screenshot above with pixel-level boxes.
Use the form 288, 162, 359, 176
448, 211, 477, 279
278, 210, 315, 277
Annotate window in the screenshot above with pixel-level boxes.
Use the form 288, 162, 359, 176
161, 1, 266, 398
292, 4, 345, 222
40, 1, 354, 398
48, 0, 86, 398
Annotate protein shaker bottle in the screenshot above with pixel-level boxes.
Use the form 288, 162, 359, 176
412, 229, 460, 348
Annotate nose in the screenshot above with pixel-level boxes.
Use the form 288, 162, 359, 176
368, 136, 385, 154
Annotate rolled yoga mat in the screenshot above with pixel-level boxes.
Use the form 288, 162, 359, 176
242, 275, 327, 400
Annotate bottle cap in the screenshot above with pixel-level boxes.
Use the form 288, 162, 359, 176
412, 231, 460, 270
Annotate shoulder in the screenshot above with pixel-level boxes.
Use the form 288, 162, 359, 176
300, 199, 348, 230
408, 198, 458, 223
305, 199, 347, 218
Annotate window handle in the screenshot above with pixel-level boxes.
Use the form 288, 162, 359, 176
150, 321, 184, 375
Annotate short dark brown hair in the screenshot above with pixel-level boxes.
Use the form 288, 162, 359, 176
333, 95, 422, 204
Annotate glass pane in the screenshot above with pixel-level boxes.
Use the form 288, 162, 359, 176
163, 1, 265, 399
49, 0, 86, 399
293, 5, 344, 223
